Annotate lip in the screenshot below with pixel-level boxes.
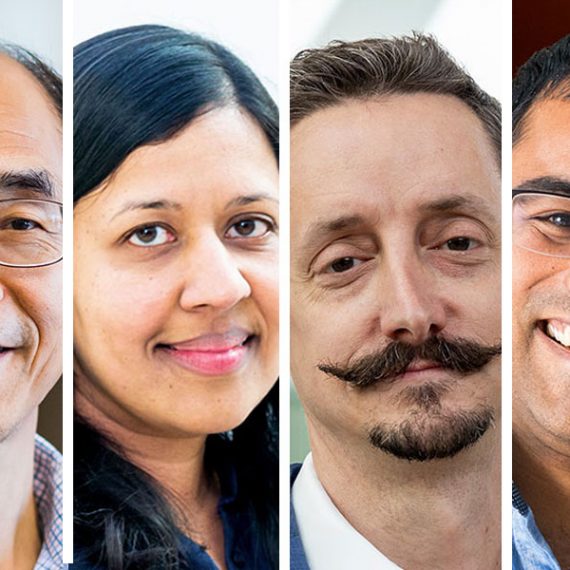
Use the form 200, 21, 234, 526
156, 330, 255, 376
393, 360, 447, 382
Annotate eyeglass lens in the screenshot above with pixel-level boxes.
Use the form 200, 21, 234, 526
513, 193, 570, 258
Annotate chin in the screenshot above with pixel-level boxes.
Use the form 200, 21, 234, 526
367, 404, 496, 462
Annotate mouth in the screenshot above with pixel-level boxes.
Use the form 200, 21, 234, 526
155, 332, 257, 377
542, 319, 570, 350
395, 360, 445, 381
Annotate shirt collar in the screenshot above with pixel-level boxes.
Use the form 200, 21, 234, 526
512, 482, 529, 516
33, 434, 63, 569
512, 481, 560, 570
292, 453, 402, 570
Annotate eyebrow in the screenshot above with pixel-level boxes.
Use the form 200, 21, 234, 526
301, 194, 497, 244
420, 195, 496, 219
514, 176, 570, 197
0, 169, 55, 197
111, 199, 182, 220
301, 214, 368, 248
225, 192, 279, 209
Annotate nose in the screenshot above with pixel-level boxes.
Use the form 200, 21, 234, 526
378, 250, 447, 344
179, 235, 252, 313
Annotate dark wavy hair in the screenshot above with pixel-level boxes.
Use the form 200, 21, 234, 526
513, 34, 570, 145
73, 25, 278, 569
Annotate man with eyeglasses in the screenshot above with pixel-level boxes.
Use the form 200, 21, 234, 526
0, 44, 63, 568
512, 35, 570, 570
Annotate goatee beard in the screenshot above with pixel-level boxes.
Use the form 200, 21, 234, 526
318, 336, 500, 462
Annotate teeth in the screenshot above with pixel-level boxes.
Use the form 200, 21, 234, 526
546, 322, 570, 347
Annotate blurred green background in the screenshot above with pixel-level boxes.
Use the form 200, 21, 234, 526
290, 382, 310, 463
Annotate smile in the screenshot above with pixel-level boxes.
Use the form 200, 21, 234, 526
544, 319, 570, 349
156, 332, 257, 376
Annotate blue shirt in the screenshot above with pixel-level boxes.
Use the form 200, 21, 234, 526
512, 483, 560, 569
73, 453, 272, 569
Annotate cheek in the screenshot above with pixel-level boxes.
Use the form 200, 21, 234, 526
20, 267, 62, 341
75, 260, 175, 347
245, 256, 279, 333
512, 247, 535, 313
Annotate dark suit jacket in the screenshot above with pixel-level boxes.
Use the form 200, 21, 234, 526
291, 463, 310, 569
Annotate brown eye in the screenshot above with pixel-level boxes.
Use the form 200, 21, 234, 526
6, 218, 39, 231
127, 225, 175, 247
443, 237, 476, 251
328, 257, 360, 273
226, 218, 272, 238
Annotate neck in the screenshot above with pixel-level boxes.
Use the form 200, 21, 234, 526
309, 421, 500, 570
513, 415, 570, 566
75, 390, 212, 508
75, 389, 227, 568
0, 411, 41, 570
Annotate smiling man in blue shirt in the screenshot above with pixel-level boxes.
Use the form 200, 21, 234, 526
512, 34, 570, 570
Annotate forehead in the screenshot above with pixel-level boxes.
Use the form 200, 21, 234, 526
0, 55, 61, 196
513, 99, 570, 187
291, 93, 499, 221
76, 107, 278, 215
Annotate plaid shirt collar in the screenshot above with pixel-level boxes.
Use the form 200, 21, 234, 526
33, 434, 63, 569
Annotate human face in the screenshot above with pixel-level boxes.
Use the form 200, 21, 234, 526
513, 99, 570, 445
291, 95, 501, 460
0, 55, 62, 440
74, 107, 278, 438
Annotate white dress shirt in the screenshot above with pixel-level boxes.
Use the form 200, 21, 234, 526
292, 453, 402, 570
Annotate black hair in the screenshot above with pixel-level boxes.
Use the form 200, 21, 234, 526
73, 25, 278, 569
513, 34, 570, 144
0, 42, 62, 117
74, 24, 277, 202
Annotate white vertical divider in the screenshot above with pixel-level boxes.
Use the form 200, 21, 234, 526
279, 0, 291, 567
62, 0, 74, 562
501, 0, 513, 568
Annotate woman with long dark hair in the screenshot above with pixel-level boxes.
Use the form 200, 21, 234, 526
72, 25, 278, 570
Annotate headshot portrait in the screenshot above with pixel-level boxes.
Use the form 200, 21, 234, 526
512, 34, 570, 570
0, 42, 63, 569
72, 23, 278, 570
290, 33, 501, 570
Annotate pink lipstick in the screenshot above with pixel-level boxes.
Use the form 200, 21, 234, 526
157, 330, 254, 376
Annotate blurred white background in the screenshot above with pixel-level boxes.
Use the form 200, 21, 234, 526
290, 0, 501, 99
75, 0, 278, 99
0, 0, 62, 72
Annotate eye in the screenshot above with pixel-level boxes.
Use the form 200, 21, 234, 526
127, 225, 175, 247
538, 212, 570, 228
226, 217, 273, 239
326, 256, 363, 273
438, 236, 479, 251
1, 218, 41, 231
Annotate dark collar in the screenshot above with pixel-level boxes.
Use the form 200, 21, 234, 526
290, 463, 310, 570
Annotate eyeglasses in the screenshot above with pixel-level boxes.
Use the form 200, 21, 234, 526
513, 189, 570, 258
0, 199, 62, 268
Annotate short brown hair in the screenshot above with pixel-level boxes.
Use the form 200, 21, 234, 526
291, 33, 500, 164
